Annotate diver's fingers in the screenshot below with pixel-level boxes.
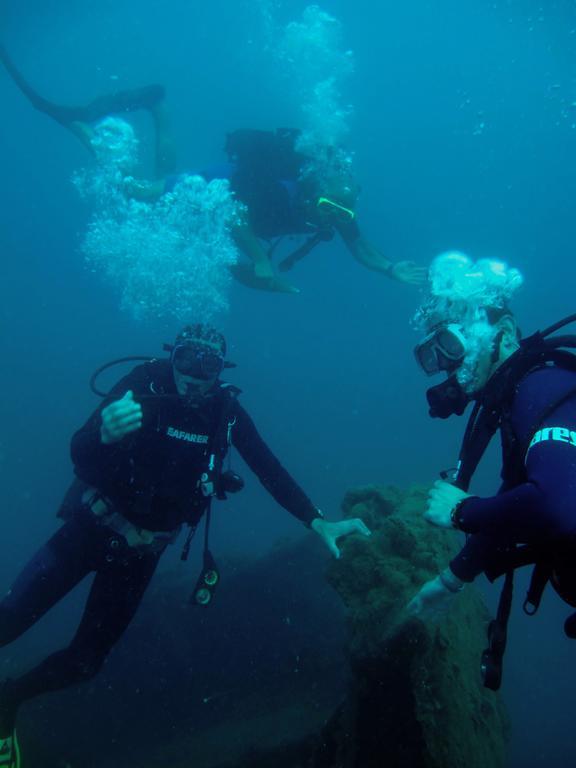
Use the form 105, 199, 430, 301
103, 403, 143, 429
111, 411, 143, 431
343, 518, 372, 537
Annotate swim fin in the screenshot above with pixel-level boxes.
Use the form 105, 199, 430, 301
0, 731, 21, 768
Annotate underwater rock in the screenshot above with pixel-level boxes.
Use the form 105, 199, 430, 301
316, 484, 509, 768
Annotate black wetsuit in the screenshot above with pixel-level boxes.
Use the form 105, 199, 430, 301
450, 366, 576, 582
0, 361, 319, 731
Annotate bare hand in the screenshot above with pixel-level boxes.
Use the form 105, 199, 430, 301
100, 390, 143, 445
406, 575, 458, 622
391, 261, 429, 285
311, 517, 371, 559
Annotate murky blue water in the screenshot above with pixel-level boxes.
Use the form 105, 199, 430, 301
1, 2, 575, 766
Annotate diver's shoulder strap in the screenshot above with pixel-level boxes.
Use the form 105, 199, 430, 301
456, 349, 576, 491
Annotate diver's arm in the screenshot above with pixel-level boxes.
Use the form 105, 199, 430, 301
337, 225, 427, 285
231, 404, 321, 525
338, 223, 394, 275
70, 367, 148, 482
231, 404, 372, 553
451, 442, 576, 542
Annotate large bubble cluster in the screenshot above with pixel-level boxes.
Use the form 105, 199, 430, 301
415, 251, 524, 330
414, 251, 524, 392
73, 118, 239, 322
277, 5, 355, 180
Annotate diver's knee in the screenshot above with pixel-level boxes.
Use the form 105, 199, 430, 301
69, 652, 105, 682
66, 644, 110, 682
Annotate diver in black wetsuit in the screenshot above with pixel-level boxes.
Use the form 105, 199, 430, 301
0, 44, 427, 295
0, 323, 369, 766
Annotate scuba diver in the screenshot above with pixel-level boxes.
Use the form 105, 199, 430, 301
0, 44, 427, 294
0, 323, 370, 767
406, 251, 576, 690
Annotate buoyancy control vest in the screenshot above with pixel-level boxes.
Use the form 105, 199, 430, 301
224, 128, 336, 265
446, 314, 576, 689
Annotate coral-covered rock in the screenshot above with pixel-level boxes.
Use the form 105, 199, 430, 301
318, 484, 509, 768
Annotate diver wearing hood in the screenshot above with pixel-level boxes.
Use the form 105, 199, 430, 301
406, 251, 576, 689
0, 324, 370, 766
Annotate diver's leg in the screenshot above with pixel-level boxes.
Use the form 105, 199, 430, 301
79, 84, 166, 121
0, 43, 93, 145
1, 43, 174, 167
150, 100, 177, 177
0, 545, 160, 731
0, 517, 95, 649
68, 84, 173, 162
80, 88, 177, 177
0, 515, 97, 738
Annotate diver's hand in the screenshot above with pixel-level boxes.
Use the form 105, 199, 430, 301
311, 517, 371, 559
100, 390, 143, 445
390, 260, 428, 285
406, 571, 463, 622
425, 479, 470, 529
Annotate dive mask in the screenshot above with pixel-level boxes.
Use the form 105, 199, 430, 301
414, 324, 467, 376
172, 343, 224, 380
316, 196, 356, 221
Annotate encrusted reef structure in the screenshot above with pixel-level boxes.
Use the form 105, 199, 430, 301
316, 484, 509, 768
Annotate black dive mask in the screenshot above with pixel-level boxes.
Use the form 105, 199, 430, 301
426, 375, 472, 419
415, 324, 467, 376
172, 343, 224, 380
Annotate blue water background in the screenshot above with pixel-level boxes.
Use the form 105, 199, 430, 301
0, 1, 575, 765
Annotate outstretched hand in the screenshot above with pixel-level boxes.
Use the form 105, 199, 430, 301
391, 260, 429, 285
311, 517, 371, 559
100, 390, 143, 445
